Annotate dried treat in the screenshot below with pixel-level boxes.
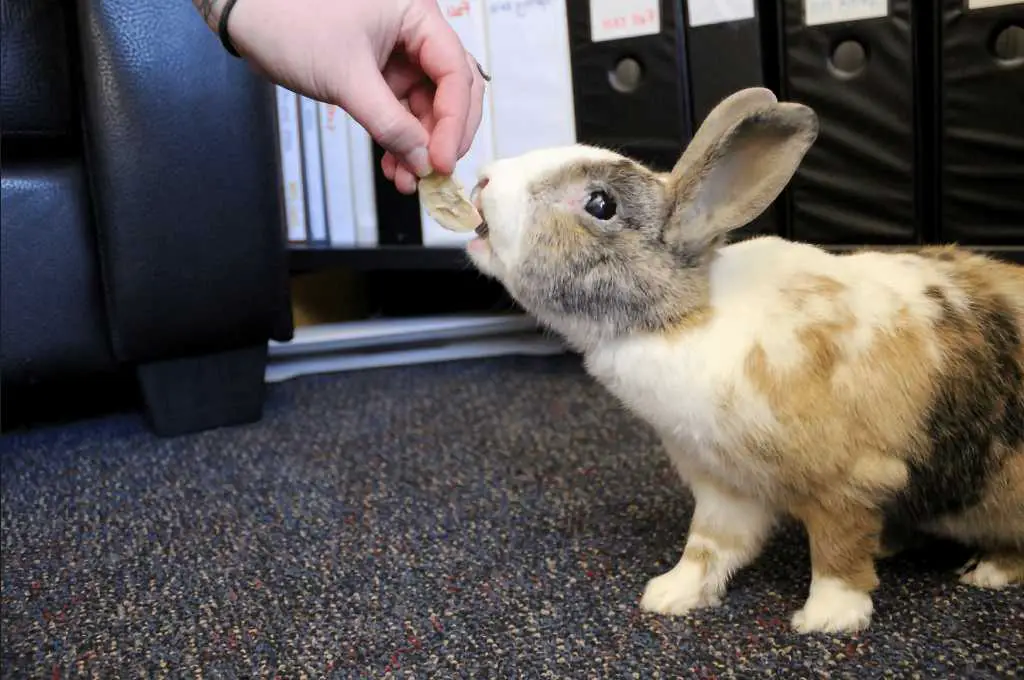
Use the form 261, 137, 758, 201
419, 173, 482, 232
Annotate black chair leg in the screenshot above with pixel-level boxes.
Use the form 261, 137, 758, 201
136, 343, 268, 436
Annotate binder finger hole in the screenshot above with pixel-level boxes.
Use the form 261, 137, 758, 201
609, 57, 643, 94
993, 24, 1024, 65
830, 39, 867, 78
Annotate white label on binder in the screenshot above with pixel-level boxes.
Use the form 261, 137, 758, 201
967, 0, 1022, 9
590, 0, 661, 42
346, 117, 379, 247
486, 0, 577, 159
299, 96, 328, 243
687, 0, 756, 27
804, 0, 888, 26
274, 87, 307, 243
319, 103, 356, 247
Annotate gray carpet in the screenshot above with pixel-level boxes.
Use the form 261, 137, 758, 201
2, 355, 1021, 678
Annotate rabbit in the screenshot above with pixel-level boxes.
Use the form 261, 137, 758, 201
460, 87, 1024, 634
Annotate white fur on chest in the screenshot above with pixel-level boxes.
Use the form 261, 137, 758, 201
583, 295, 775, 488
585, 239, 811, 439
583, 236, 945, 490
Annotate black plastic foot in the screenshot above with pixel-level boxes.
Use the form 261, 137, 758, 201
136, 344, 268, 436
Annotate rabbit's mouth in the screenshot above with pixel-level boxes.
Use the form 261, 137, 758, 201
470, 177, 489, 239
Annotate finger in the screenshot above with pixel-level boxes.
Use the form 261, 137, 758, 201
406, 8, 473, 174
458, 52, 485, 158
332, 44, 432, 177
382, 84, 437, 188
381, 151, 398, 181
381, 95, 414, 180
394, 166, 418, 194
383, 93, 428, 186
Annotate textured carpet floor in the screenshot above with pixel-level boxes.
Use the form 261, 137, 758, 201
2, 355, 1021, 678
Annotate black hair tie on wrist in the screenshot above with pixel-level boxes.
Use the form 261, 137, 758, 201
218, 0, 242, 57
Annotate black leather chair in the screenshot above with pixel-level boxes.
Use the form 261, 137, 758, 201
1, 0, 294, 435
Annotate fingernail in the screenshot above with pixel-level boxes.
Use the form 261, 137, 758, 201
408, 147, 432, 178
474, 58, 491, 82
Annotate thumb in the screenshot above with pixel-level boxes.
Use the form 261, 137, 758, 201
333, 47, 433, 177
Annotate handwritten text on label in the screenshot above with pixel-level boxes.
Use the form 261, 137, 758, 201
446, 1, 471, 18
589, 0, 661, 43
804, 0, 888, 27
967, 0, 1023, 9
489, 0, 553, 17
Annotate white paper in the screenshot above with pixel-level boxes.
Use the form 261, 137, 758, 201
269, 313, 540, 357
420, 0, 496, 247
346, 117, 379, 247
299, 96, 328, 243
687, 0, 756, 27
967, 0, 1022, 9
484, 0, 577, 160
804, 0, 888, 26
265, 335, 566, 382
318, 103, 357, 247
266, 314, 560, 382
589, 0, 661, 42
274, 87, 307, 243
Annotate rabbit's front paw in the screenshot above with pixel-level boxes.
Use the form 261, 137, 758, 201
791, 577, 873, 634
639, 561, 719, 616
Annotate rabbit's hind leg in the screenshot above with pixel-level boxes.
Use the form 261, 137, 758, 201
959, 550, 1024, 589
791, 500, 884, 634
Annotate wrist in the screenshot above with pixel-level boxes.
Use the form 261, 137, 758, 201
194, 0, 243, 58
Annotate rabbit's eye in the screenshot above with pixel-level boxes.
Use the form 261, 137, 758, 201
584, 190, 616, 220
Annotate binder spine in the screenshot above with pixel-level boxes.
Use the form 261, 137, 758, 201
319, 103, 357, 248
936, 0, 1024, 245
299, 96, 329, 244
779, 0, 919, 246
565, 0, 691, 172
347, 117, 379, 247
683, 0, 776, 239
914, 0, 941, 246
274, 86, 308, 244
373, 142, 423, 246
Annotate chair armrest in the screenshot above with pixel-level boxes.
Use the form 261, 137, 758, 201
74, 0, 293, 364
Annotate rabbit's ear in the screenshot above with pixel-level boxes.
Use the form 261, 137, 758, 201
663, 94, 818, 254
668, 87, 779, 177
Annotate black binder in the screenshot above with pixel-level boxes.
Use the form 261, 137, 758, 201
935, 0, 1024, 245
372, 143, 423, 246
682, 0, 778, 238
778, 0, 922, 245
565, 0, 693, 172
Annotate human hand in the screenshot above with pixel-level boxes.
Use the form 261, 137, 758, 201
197, 0, 486, 194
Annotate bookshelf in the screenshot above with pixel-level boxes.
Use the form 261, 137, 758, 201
289, 244, 471, 273
288, 242, 1024, 276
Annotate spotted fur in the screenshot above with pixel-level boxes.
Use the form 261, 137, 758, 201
464, 87, 1024, 634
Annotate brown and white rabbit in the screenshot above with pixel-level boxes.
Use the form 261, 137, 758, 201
461, 87, 1024, 634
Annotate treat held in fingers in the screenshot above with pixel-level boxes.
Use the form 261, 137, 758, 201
419, 172, 483, 232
